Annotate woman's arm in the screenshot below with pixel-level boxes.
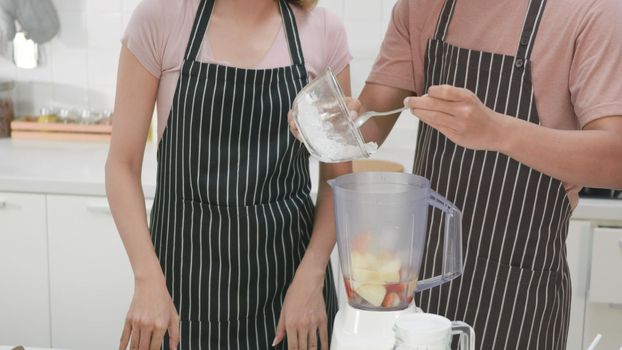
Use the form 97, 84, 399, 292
275, 67, 354, 350
106, 46, 179, 350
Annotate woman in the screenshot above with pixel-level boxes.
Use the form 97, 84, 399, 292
105, 0, 352, 348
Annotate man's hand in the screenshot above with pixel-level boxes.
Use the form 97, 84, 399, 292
405, 85, 507, 151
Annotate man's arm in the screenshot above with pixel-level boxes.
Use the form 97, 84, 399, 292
406, 85, 622, 188
499, 115, 622, 188
357, 83, 413, 145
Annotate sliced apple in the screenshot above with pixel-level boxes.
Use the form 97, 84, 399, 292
354, 284, 387, 307
344, 279, 354, 299
352, 234, 373, 253
351, 252, 377, 270
382, 292, 401, 308
378, 256, 401, 274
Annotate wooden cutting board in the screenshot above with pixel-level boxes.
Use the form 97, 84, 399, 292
10, 120, 112, 141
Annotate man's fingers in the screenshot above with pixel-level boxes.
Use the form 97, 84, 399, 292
405, 95, 459, 115
412, 109, 456, 131
119, 320, 132, 350
427, 84, 470, 101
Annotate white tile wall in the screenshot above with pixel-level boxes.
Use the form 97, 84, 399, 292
0, 0, 416, 150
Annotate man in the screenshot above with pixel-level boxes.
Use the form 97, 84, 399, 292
295, 0, 622, 348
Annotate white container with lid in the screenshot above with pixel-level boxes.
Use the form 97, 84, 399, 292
392, 313, 475, 350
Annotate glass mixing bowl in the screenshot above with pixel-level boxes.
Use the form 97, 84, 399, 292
291, 69, 378, 163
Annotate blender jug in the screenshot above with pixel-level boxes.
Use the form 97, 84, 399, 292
329, 172, 463, 310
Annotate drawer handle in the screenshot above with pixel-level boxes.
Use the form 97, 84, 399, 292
0, 199, 6, 209
87, 202, 112, 214
619, 238, 622, 249
87, 202, 153, 216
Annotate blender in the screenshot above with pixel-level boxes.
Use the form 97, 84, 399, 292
329, 172, 465, 350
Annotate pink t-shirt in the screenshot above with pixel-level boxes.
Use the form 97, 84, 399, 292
367, 0, 622, 208
122, 0, 352, 140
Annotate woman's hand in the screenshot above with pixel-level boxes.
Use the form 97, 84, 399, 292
119, 277, 180, 350
273, 268, 329, 350
404, 85, 507, 151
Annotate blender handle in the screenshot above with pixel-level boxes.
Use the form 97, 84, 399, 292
415, 191, 464, 292
451, 321, 476, 350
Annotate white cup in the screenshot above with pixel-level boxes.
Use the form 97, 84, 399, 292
393, 313, 475, 350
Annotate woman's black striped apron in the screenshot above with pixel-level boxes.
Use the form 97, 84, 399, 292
148, 0, 338, 348
413, 0, 573, 349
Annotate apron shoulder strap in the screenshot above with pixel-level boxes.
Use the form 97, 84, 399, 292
515, 0, 548, 61
184, 0, 215, 61
278, 0, 306, 67
433, 0, 548, 62
433, 0, 458, 41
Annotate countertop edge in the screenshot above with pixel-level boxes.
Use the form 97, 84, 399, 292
0, 178, 156, 198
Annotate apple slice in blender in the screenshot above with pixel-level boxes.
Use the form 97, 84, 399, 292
375, 255, 402, 283
354, 284, 386, 307
352, 233, 372, 253
344, 279, 355, 299
382, 292, 401, 308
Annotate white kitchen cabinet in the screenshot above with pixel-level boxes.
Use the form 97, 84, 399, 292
47, 195, 151, 350
0, 192, 51, 347
589, 228, 622, 304
566, 220, 593, 350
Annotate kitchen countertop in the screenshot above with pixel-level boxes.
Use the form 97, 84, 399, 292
1, 139, 621, 221
0, 139, 157, 197
0, 347, 65, 350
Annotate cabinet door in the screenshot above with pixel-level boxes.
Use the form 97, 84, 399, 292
589, 227, 622, 303
47, 195, 152, 350
0, 192, 50, 347
565, 220, 593, 350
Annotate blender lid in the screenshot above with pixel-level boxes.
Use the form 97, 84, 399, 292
329, 172, 431, 197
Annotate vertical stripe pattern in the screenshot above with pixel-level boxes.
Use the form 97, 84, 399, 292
149, 0, 338, 348
414, 0, 572, 349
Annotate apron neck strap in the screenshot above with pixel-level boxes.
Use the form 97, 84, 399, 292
433, 0, 548, 61
183, 0, 305, 67
515, 0, 548, 60
278, 0, 306, 67
433, 0, 457, 41
184, 0, 215, 61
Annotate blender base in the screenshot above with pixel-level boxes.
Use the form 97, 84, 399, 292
331, 303, 422, 350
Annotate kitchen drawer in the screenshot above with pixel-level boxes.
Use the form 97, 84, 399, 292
47, 195, 152, 350
0, 192, 50, 347
589, 227, 622, 304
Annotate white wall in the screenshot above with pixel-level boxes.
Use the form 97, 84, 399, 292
0, 0, 141, 115
0, 0, 417, 165
320, 0, 418, 168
